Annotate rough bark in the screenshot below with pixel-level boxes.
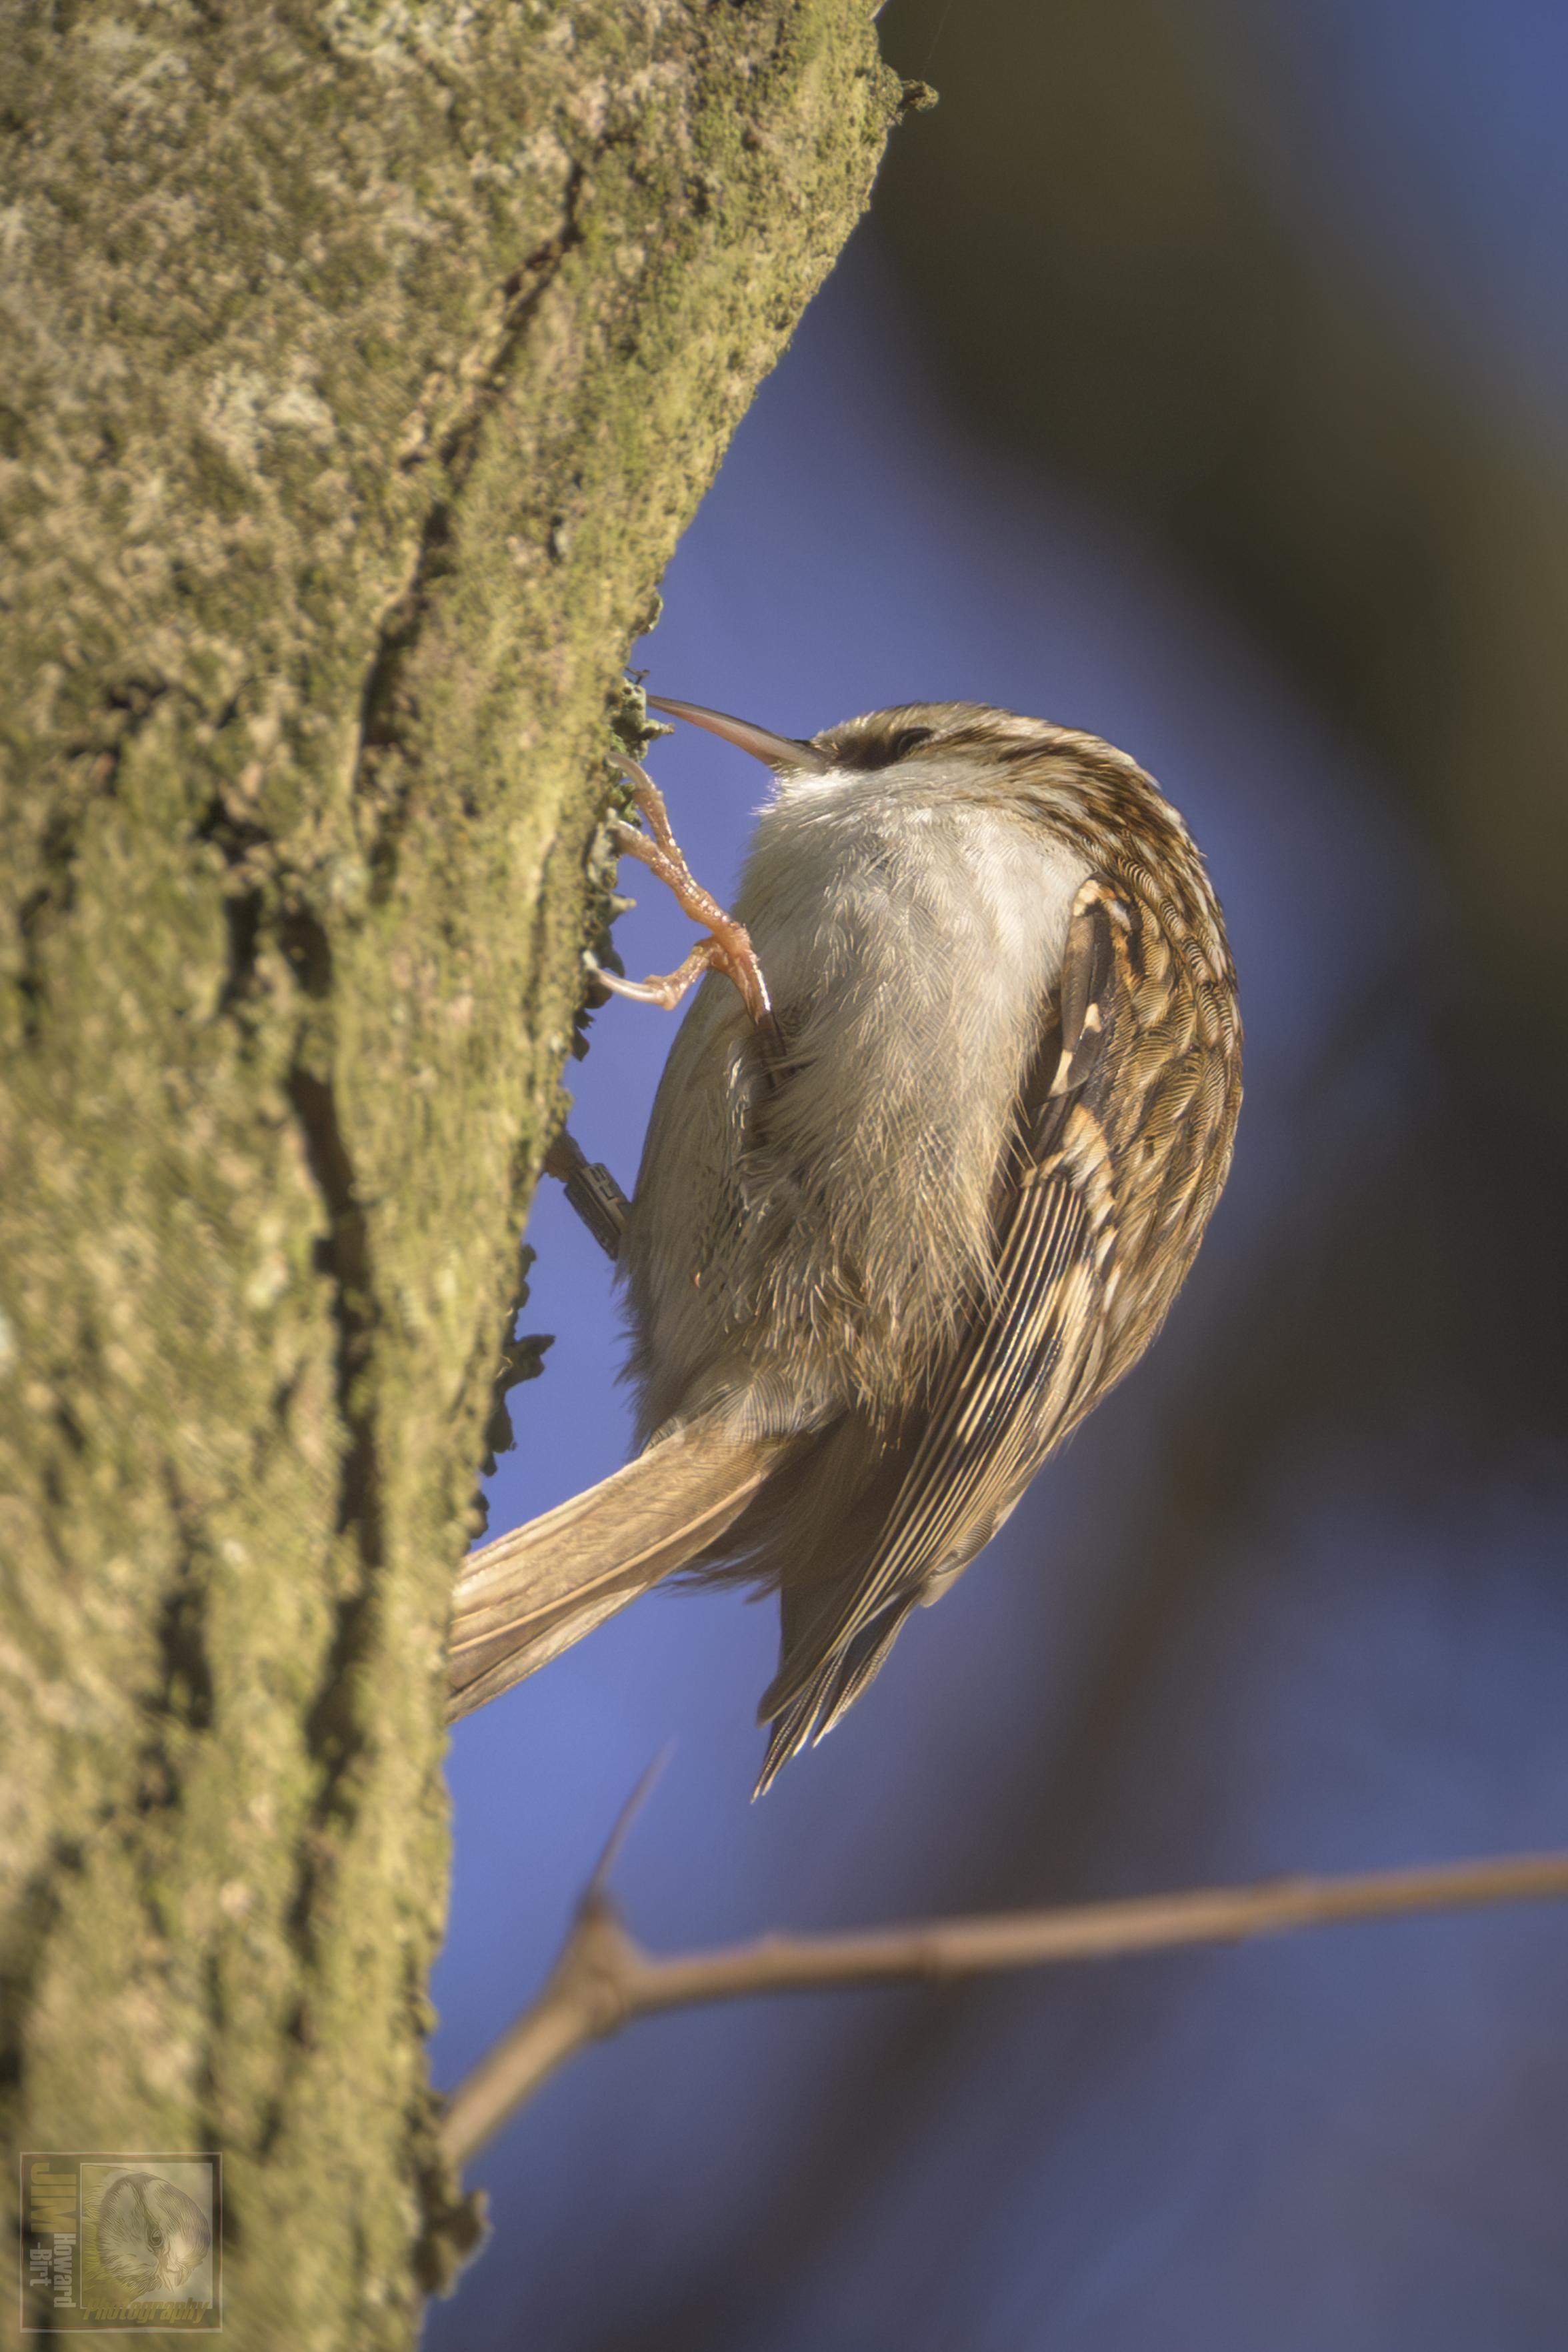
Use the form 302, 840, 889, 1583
0, 3, 904, 2338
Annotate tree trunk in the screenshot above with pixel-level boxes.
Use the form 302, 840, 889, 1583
0, 4, 903, 2337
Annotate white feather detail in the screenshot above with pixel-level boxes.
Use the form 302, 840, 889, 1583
625, 758, 1089, 1438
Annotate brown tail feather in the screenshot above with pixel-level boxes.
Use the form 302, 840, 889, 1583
446, 1416, 803, 1721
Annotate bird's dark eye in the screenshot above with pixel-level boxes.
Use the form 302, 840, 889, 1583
838, 724, 933, 772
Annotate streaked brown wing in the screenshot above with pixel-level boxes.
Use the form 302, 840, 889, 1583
755, 881, 1135, 1786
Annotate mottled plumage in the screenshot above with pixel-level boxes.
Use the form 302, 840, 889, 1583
447, 702, 1241, 1791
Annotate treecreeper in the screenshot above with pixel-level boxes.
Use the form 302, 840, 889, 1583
447, 697, 1242, 1792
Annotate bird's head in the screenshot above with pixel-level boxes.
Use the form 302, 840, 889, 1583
651, 694, 1068, 777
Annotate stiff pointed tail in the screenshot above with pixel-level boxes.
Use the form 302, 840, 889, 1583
447, 1416, 801, 1721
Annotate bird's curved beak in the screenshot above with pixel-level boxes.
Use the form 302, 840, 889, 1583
647, 695, 831, 774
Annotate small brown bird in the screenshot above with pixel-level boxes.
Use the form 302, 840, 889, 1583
449, 699, 1241, 1790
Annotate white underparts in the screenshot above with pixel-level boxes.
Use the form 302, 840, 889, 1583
624, 759, 1091, 1438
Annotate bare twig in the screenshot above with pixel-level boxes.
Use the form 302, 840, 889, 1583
585, 1744, 674, 1898
439, 1846, 1568, 2168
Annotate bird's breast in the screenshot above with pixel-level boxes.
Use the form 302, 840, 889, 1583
625, 780, 1091, 1436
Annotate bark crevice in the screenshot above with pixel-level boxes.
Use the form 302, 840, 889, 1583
357, 165, 589, 902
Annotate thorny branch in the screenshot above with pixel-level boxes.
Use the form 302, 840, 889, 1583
440, 1845, 1568, 2168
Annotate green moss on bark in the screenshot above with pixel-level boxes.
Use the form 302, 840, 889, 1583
0, 3, 903, 2338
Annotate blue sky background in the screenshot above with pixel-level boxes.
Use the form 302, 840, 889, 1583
425, 6, 1568, 2343
1204, 0, 1568, 426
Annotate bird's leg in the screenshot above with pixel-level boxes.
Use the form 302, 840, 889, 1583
589, 756, 780, 1052
558, 760, 783, 1262
586, 938, 721, 1015
543, 1129, 628, 1263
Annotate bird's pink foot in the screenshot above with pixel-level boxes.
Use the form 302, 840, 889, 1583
590, 756, 779, 1047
